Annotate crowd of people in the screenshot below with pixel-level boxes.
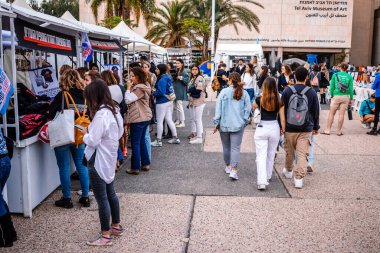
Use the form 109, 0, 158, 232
1, 55, 379, 248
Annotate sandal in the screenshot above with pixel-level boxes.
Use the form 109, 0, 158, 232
321, 131, 330, 135
337, 132, 344, 136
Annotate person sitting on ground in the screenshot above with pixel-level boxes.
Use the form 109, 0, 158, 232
359, 93, 376, 129
281, 66, 320, 189
367, 65, 380, 135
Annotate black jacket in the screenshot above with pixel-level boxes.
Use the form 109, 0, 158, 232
281, 84, 320, 132
49, 88, 87, 119
235, 65, 246, 75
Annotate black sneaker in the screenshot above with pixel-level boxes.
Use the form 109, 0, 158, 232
79, 197, 91, 207
55, 197, 73, 209
367, 129, 378, 136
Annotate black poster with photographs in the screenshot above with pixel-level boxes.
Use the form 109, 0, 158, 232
14, 18, 77, 56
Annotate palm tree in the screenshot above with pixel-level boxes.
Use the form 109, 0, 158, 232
90, 0, 155, 26
145, 0, 190, 48
184, 0, 264, 60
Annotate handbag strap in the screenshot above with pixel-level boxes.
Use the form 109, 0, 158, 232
64, 91, 81, 118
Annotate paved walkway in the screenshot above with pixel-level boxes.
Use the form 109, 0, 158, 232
4, 100, 380, 253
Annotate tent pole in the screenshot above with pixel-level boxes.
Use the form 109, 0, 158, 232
0, 14, 3, 70
133, 42, 135, 62
76, 34, 82, 68
10, 17, 19, 143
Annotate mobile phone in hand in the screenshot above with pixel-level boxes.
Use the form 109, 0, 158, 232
75, 124, 84, 131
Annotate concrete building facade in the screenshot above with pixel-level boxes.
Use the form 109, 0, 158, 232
79, 0, 380, 66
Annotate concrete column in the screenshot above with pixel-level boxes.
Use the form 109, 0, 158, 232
277, 47, 284, 62
345, 49, 351, 63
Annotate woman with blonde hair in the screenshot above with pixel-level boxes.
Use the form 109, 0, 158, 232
213, 72, 251, 180
49, 69, 90, 209
252, 77, 285, 190
59, 64, 72, 76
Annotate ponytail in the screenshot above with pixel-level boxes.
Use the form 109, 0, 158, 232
229, 72, 243, 100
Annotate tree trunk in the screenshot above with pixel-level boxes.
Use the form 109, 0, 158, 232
214, 29, 220, 53
202, 33, 209, 61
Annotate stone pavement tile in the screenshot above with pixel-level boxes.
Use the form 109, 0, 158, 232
5, 191, 192, 253
188, 196, 380, 253
313, 134, 380, 156
274, 154, 380, 200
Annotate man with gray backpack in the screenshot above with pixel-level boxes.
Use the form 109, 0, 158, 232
281, 66, 320, 189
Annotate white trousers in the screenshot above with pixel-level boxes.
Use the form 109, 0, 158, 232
156, 102, 177, 139
254, 120, 280, 185
190, 104, 206, 138
174, 100, 185, 122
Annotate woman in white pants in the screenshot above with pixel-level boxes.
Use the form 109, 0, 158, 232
187, 65, 206, 144
173, 59, 189, 127
151, 64, 180, 147
252, 77, 285, 190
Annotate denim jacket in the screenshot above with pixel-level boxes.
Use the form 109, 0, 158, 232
213, 86, 251, 132
0, 131, 7, 155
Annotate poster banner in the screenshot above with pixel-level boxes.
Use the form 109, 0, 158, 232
29, 66, 59, 99
0, 67, 14, 115
89, 38, 124, 52
104, 64, 122, 83
14, 18, 77, 56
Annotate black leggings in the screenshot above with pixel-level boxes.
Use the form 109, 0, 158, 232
374, 97, 380, 129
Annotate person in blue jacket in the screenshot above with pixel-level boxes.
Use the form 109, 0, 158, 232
367, 65, 380, 135
359, 93, 376, 129
151, 64, 180, 146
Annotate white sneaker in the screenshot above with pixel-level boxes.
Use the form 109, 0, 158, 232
189, 138, 203, 144
225, 165, 232, 174
361, 123, 371, 129
229, 168, 238, 180
257, 184, 266, 191
176, 122, 185, 128
294, 177, 303, 189
174, 120, 180, 126
168, 138, 181, 144
282, 168, 293, 179
77, 190, 94, 196
151, 140, 163, 147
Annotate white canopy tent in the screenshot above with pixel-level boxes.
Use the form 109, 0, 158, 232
112, 21, 153, 47
215, 43, 264, 68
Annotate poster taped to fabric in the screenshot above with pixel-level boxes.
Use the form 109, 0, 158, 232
0, 67, 14, 115
14, 18, 77, 56
29, 66, 59, 99
104, 64, 122, 83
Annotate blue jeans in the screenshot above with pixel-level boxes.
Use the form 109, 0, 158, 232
54, 144, 90, 198
294, 135, 314, 166
88, 167, 120, 231
130, 121, 151, 170
145, 127, 151, 161
245, 88, 255, 103
0, 156, 11, 216
117, 148, 124, 161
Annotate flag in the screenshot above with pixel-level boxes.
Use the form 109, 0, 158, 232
82, 33, 93, 62
0, 67, 14, 115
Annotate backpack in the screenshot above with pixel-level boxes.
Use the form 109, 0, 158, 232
335, 74, 349, 93
212, 71, 220, 92
287, 86, 311, 127
311, 72, 320, 87
64, 92, 91, 147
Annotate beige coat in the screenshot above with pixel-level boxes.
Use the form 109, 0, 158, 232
126, 84, 152, 124
188, 76, 206, 107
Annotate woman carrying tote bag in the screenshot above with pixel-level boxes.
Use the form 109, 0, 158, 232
80, 80, 124, 246
48, 69, 90, 209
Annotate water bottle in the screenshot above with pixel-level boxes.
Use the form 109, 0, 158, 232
347, 104, 353, 120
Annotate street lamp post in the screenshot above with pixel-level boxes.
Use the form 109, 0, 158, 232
211, 0, 216, 85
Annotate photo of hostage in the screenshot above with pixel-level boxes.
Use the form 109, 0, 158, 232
40, 69, 53, 89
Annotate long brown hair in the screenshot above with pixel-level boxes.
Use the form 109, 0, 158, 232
101, 70, 117, 86
229, 72, 243, 100
131, 67, 147, 84
282, 64, 292, 76
60, 69, 85, 91
260, 77, 283, 111
84, 70, 102, 82
59, 64, 72, 76
142, 61, 153, 87
84, 80, 116, 118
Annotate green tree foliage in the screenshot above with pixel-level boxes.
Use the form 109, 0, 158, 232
101, 16, 132, 29
40, 0, 79, 19
145, 0, 190, 48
